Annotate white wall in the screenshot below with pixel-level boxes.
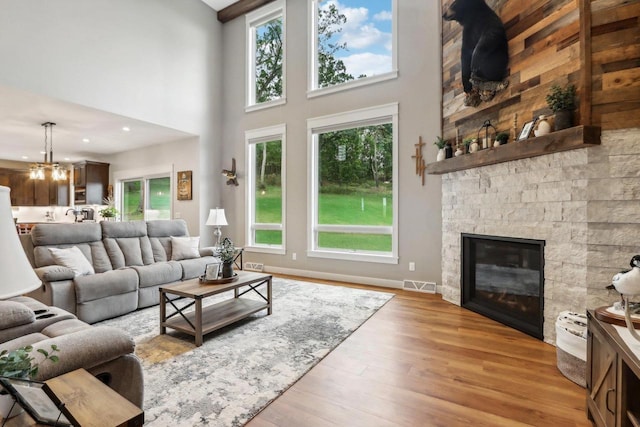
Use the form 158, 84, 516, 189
220, 1, 443, 286
0, 0, 223, 243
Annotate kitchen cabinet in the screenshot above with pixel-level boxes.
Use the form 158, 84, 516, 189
587, 310, 640, 427
73, 161, 109, 205
1, 168, 69, 206
8, 170, 34, 206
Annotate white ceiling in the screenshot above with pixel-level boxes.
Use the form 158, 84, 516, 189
200, 0, 237, 11
0, 85, 195, 164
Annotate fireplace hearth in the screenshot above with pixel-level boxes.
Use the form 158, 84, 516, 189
461, 234, 545, 340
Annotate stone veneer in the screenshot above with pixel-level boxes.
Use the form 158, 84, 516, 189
441, 128, 640, 344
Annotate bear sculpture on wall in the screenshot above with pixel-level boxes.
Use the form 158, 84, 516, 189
443, 0, 509, 107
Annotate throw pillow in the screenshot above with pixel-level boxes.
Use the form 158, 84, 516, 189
0, 301, 35, 330
171, 236, 201, 261
48, 246, 95, 277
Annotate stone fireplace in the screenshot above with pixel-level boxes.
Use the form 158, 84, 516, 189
440, 128, 640, 344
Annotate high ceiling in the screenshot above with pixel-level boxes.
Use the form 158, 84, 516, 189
201, 0, 237, 11
0, 85, 195, 164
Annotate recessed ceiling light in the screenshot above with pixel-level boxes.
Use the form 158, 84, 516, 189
64, 157, 70, 161
122, 126, 131, 132
40, 151, 46, 155
82, 138, 90, 143
21, 156, 28, 160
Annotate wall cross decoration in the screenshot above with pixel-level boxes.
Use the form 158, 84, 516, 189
411, 136, 426, 186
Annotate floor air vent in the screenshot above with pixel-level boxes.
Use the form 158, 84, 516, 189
403, 280, 436, 294
244, 262, 264, 272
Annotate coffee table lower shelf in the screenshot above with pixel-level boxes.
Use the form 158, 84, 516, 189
162, 299, 269, 338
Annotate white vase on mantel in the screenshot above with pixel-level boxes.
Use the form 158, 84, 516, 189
436, 148, 446, 161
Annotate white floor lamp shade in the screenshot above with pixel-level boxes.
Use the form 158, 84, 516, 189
0, 186, 41, 299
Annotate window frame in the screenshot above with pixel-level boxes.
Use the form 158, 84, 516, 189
113, 165, 174, 222
245, 123, 287, 255
246, 0, 287, 112
307, 103, 399, 264
307, 0, 398, 98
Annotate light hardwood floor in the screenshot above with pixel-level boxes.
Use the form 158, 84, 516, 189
247, 276, 591, 427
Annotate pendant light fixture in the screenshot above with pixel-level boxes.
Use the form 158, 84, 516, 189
29, 122, 67, 181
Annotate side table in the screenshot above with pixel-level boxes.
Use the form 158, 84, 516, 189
2, 369, 143, 427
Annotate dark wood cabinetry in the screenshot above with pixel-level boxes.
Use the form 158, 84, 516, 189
587, 310, 640, 427
73, 161, 109, 205
1, 168, 69, 206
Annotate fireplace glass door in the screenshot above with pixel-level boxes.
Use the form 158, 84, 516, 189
462, 234, 545, 339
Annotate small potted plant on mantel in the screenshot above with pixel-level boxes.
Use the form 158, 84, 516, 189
0, 344, 60, 418
434, 136, 446, 161
546, 84, 577, 131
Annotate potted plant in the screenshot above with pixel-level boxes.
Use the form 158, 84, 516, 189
495, 132, 509, 145
434, 136, 446, 161
546, 84, 577, 131
218, 238, 238, 278
0, 345, 60, 418
99, 196, 119, 220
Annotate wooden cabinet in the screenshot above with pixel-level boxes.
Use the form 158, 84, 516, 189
73, 161, 109, 205
587, 310, 640, 427
1, 168, 69, 206
8, 170, 34, 206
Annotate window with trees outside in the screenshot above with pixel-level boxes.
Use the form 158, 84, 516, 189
309, 0, 397, 95
308, 103, 398, 263
121, 176, 171, 222
246, 124, 286, 254
246, 0, 285, 111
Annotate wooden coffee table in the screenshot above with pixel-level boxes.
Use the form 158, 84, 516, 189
159, 271, 272, 346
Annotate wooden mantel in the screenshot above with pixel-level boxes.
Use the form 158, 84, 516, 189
425, 126, 601, 175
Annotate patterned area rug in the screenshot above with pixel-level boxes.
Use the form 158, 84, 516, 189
99, 277, 394, 426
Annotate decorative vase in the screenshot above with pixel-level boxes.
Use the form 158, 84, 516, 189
493, 139, 501, 148
534, 115, 551, 137
554, 110, 573, 131
444, 144, 453, 159
454, 147, 463, 157
222, 261, 234, 278
436, 148, 445, 161
469, 141, 479, 153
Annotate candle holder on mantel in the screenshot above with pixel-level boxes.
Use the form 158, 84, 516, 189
477, 120, 497, 150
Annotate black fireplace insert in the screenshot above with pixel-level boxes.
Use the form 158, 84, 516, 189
461, 233, 545, 340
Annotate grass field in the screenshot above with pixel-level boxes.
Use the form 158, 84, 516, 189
255, 185, 392, 251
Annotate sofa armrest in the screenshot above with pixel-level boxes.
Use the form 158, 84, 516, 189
34, 265, 75, 282
199, 246, 218, 257
30, 326, 135, 381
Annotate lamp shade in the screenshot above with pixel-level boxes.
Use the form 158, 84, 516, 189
0, 186, 41, 299
206, 208, 228, 227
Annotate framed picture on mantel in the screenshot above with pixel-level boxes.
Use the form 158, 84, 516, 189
177, 170, 192, 200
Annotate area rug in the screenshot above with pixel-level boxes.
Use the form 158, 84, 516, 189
99, 277, 394, 426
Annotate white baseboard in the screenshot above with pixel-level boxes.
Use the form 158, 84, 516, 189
263, 265, 404, 290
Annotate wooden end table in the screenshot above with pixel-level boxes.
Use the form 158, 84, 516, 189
2, 368, 143, 427
159, 271, 272, 346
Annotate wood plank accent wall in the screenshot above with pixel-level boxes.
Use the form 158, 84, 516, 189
590, 0, 640, 130
441, 0, 639, 145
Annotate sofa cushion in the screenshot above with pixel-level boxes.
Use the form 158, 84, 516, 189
0, 301, 35, 330
35, 243, 93, 269
179, 256, 220, 280
31, 223, 102, 246
171, 236, 200, 261
131, 262, 182, 288
102, 221, 154, 268
74, 269, 139, 303
147, 219, 190, 262
49, 246, 95, 277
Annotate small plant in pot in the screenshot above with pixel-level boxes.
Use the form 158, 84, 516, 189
434, 136, 446, 161
217, 238, 238, 278
0, 345, 60, 418
546, 84, 577, 131
99, 196, 119, 220
495, 132, 509, 145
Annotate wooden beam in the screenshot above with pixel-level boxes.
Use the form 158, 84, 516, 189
217, 0, 276, 23
579, 0, 593, 125
425, 125, 601, 175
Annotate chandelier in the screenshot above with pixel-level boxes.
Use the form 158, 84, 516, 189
29, 122, 67, 181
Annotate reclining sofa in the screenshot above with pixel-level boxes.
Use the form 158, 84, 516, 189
0, 296, 143, 407
21, 219, 217, 324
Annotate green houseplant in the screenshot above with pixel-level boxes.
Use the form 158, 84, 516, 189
496, 132, 509, 145
546, 84, 577, 130
434, 136, 446, 161
99, 196, 119, 220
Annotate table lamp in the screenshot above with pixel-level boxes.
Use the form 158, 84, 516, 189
0, 186, 41, 299
206, 207, 228, 249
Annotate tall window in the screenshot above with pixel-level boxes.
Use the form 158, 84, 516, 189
246, 124, 286, 254
308, 104, 398, 263
121, 176, 171, 221
309, 0, 397, 95
246, 0, 286, 110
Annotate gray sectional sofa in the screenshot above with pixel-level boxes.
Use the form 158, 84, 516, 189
20, 219, 218, 323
